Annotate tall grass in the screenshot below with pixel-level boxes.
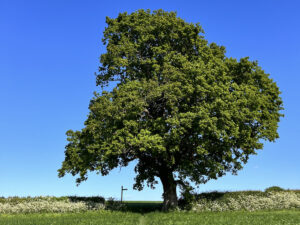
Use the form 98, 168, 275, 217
146, 210, 300, 225
0, 210, 299, 225
0, 211, 140, 225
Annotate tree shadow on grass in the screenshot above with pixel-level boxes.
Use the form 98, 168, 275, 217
106, 200, 163, 213
123, 202, 163, 213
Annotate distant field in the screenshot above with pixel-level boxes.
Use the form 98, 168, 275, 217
1, 210, 299, 225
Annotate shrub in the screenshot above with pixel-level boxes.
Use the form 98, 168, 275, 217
0, 196, 105, 214
192, 191, 300, 212
105, 197, 127, 211
265, 186, 285, 192
178, 186, 196, 210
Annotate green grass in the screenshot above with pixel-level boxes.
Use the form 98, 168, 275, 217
1, 210, 299, 225
147, 210, 300, 225
0, 211, 141, 225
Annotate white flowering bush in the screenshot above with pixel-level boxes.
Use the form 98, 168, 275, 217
0, 197, 105, 213
192, 191, 300, 212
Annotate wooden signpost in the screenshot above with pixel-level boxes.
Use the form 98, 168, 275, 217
120, 185, 128, 203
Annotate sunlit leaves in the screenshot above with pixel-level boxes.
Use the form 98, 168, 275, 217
59, 9, 283, 192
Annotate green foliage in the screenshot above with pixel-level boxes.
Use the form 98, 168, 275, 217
178, 190, 300, 211
0, 196, 105, 204
265, 186, 285, 192
181, 189, 299, 204
194, 191, 266, 201
58, 9, 284, 196
179, 190, 266, 209
105, 198, 126, 211
178, 186, 196, 210
0, 196, 106, 213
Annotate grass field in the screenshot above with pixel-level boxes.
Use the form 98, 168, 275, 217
1, 190, 299, 224
1, 210, 299, 225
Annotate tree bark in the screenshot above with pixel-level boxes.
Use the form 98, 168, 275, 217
160, 172, 178, 211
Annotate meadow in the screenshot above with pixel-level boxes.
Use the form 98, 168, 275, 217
1, 188, 300, 224
0, 210, 299, 225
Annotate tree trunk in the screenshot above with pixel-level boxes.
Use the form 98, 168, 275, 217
160, 172, 178, 211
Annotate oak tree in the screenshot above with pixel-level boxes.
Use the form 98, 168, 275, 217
58, 9, 283, 210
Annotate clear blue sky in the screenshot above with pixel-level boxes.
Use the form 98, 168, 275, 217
0, 0, 299, 201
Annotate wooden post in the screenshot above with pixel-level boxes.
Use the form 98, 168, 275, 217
121, 185, 128, 203
121, 185, 123, 203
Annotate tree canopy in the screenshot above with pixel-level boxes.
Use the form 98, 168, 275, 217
58, 9, 283, 210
